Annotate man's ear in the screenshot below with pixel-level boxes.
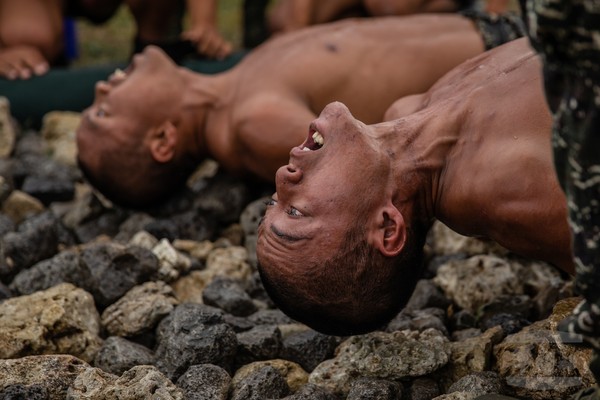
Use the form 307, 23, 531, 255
368, 203, 406, 257
148, 121, 177, 163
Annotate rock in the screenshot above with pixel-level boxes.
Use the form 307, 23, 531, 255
151, 238, 192, 282
386, 307, 448, 336
240, 196, 269, 268
1, 189, 44, 224
127, 230, 159, 250
434, 254, 563, 314
233, 359, 309, 393
203, 276, 258, 316
21, 174, 75, 205
172, 239, 214, 263
0, 355, 90, 400
280, 383, 339, 400
346, 377, 403, 399
437, 326, 504, 391
235, 325, 282, 367
229, 365, 291, 400
205, 246, 252, 281
281, 329, 340, 372
409, 377, 441, 400
154, 303, 237, 380
101, 280, 178, 338
40, 111, 80, 167
426, 222, 509, 258
0, 97, 16, 158
170, 269, 213, 303
2, 210, 74, 281
176, 364, 231, 400
405, 279, 452, 311
77, 242, 161, 309
10, 249, 81, 295
68, 365, 183, 399
0, 283, 102, 362
247, 308, 295, 326
309, 329, 451, 396
144, 210, 215, 242
93, 336, 155, 376
493, 314, 591, 400
447, 371, 504, 396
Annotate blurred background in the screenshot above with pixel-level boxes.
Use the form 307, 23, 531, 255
73, 0, 244, 67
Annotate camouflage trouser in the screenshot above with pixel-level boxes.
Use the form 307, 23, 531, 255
461, 9, 526, 50
522, 0, 600, 347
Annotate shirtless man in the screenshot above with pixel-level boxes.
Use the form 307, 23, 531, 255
255, 37, 574, 336
76, 11, 525, 208
0, 0, 231, 80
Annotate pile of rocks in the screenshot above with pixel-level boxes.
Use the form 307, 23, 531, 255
0, 100, 593, 399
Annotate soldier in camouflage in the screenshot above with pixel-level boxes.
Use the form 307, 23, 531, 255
521, 0, 600, 397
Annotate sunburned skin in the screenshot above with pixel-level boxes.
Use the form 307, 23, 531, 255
255, 38, 574, 335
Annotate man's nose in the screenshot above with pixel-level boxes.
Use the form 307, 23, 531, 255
94, 81, 110, 99
320, 101, 351, 119
276, 164, 303, 187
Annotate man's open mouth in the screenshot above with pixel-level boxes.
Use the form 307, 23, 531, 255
301, 130, 324, 151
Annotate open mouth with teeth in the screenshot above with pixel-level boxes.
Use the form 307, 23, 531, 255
301, 130, 325, 151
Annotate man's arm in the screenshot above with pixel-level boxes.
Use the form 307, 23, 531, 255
181, 0, 232, 60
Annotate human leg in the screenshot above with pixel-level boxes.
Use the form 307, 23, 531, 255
0, 0, 64, 79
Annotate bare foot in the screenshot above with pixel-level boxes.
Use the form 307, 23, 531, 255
0, 45, 49, 80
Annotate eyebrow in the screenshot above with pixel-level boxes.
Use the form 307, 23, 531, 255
270, 224, 306, 242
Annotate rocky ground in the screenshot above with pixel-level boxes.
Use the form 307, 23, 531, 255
0, 97, 594, 400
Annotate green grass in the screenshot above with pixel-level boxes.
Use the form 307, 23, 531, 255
73, 0, 244, 67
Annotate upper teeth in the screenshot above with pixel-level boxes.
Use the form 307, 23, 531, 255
312, 131, 324, 146
113, 68, 126, 79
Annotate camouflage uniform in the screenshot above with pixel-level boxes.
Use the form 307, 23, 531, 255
521, 0, 600, 396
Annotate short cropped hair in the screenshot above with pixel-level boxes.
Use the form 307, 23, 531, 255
78, 138, 196, 209
258, 221, 426, 336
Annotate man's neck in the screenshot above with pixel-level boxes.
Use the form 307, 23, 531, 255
177, 67, 234, 161
374, 109, 463, 227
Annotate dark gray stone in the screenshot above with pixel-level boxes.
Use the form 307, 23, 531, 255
93, 336, 155, 376
405, 279, 451, 311
21, 175, 74, 205
0, 213, 15, 236
281, 383, 340, 400
1, 211, 75, 281
235, 325, 282, 367
77, 242, 160, 309
451, 309, 477, 331
281, 330, 339, 372
223, 314, 255, 333
247, 308, 295, 326
386, 308, 448, 336
192, 174, 252, 225
240, 197, 268, 268
346, 378, 402, 400
448, 371, 505, 395
409, 377, 440, 400
202, 277, 257, 317
0, 280, 11, 301
230, 365, 290, 400
154, 303, 237, 381
0, 384, 49, 400
9, 250, 80, 295
176, 364, 231, 400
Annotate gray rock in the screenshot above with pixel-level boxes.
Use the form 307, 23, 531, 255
101, 280, 178, 337
409, 377, 441, 400
232, 359, 309, 393
309, 329, 451, 397
229, 365, 290, 400
40, 110, 80, 167
93, 336, 155, 376
450, 310, 477, 331
0, 97, 16, 158
386, 307, 448, 336
0, 384, 49, 399
154, 303, 237, 380
281, 329, 339, 372
405, 279, 452, 311
68, 365, 183, 399
176, 364, 231, 400
447, 371, 504, 396
281, 383, 339, 400
494, 319, 588, 399
21, 174, 75, 205
202, 276, 257, 316
0, 283, 102, 362
247, 308, 294, 326
240, 196, 268, 268
1, 190, 43, 225
192, 174, 251, 225
346, 378, 402, 400
10, 250, 80, 295
235, 325, 282, 367
2, 211, 75, 281
77, 242, 161, 308
0, 355, 91, 400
